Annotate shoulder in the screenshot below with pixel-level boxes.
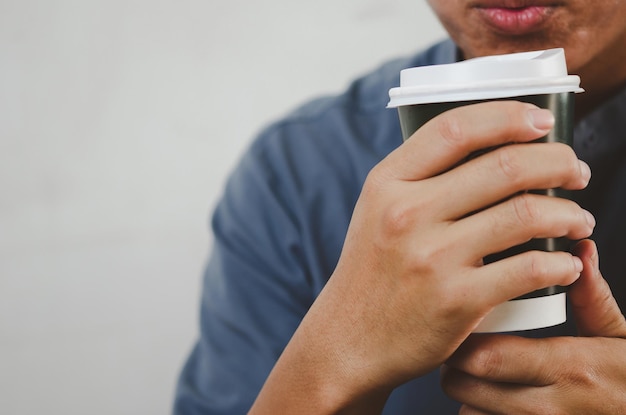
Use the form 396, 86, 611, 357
265, 39, 457, 128
246, 39, 458, 175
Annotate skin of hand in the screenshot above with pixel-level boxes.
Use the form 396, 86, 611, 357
249, 101, 594, 414
441, 239, 626, 415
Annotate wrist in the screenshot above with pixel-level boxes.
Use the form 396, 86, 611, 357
250, 309, 394, 414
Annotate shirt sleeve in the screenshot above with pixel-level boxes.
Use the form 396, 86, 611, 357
172, 131, 319, 415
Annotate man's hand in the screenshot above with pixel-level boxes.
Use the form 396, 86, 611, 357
250, 101, 594, 414
442, 240, 626, 414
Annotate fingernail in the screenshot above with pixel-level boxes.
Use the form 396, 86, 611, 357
579, 160, 592, 185
572, 255, 583, 273
584, 210, 596, 228
528, 108, 555, 131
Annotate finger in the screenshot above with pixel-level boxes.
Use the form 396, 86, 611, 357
462, 250, 582, 308
444, 336, 626, 414
380, 101, 554, 181
441, 364, 546, 414
571, 239, 626, 337
459, 405, 494, 415
429, 142, 590, 220
445, 334, 563, 386
454, 192, 595, 261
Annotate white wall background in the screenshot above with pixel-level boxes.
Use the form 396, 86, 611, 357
0, 1, 446, 414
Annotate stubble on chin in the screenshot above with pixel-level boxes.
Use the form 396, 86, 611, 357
454, 26, 572, 61
450, 6, 573, 60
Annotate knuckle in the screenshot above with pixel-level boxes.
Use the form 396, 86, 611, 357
567, 365, 598, 389
505, 101, 524, 120
525, 252, 549, 279
543, 338, 598, 390
410, 243, 442, 274
470, 347, 504, 379
558, 350, 597, 390
496, 145, 524, 183
381, 203, 416, 236
378, 192, 434, 238
436, 113, 466, 148
511, 193, 541, 228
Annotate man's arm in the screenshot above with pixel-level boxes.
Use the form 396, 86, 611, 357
250, 101, 593, 414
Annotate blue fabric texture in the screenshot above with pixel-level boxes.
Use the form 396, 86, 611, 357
174, 38, 626, 414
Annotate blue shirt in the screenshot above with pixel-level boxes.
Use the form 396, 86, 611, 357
174, 39, 626, 414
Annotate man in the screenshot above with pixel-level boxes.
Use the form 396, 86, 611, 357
175, 1, 626, 413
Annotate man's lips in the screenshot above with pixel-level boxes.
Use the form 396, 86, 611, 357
475, 5, 555, 35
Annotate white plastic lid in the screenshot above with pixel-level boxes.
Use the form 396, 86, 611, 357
387, 48, 583, 107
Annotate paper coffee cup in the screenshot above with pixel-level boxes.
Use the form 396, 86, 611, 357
387, 49, 583, 333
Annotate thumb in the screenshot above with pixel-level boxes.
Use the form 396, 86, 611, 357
570, 239, 626, 337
